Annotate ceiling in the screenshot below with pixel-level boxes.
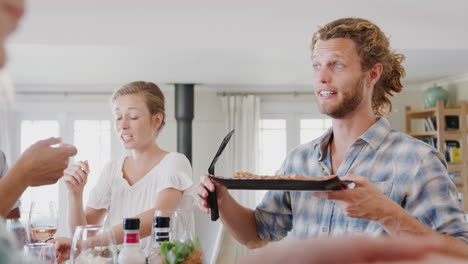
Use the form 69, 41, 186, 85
6, 0, 468, 92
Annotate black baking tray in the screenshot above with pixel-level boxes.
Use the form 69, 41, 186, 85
209, 175, 350, 191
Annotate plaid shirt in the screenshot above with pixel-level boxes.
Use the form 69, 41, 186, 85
255, 117, 468, 242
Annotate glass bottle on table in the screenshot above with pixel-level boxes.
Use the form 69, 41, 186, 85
118, 218, 145, 264
147, 215, 170, 264
28, 201, 57, 243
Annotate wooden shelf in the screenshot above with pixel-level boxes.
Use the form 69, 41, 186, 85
448, 162, 464, 172
443, 108, 463, 116
408, 131, 464, 138
408, 131, 437, 137
406, 107, 437, 118
444, 131, 464, 140
406, 100, 468, 212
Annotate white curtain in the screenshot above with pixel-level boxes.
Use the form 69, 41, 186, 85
211, 95, 260, 263
0, 69, 15, 164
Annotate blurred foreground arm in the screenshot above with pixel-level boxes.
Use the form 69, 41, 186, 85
238, 236, 467, 264
0, 137, 77, 217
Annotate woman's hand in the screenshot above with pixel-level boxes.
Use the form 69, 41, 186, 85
50, 237, 72, 264
63, 161, 90, 194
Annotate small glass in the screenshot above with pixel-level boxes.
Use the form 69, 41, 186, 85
5, 218, 29, 248
28, 201, 58, 242
70, 224, 116, 264
23, 243, 56, 264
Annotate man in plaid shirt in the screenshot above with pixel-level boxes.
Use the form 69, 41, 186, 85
198, 17, 468, 254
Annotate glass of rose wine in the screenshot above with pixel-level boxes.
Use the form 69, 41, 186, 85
28, 201, 58, 243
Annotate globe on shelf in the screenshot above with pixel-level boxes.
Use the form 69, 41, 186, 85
423, 83, 448, 108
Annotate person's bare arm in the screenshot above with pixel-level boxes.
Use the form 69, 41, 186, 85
0, 164, 28, 217
68, 191, 87, 232
238, 236, 455, 264
0, 137, 77, 217
379, 203, 468, 259
64, 160, 103, 233
111, 188, 183, 244
197, 175, 268, 249
314, 173, 468, 259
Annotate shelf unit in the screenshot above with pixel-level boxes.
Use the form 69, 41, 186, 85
405, 100, 468, 211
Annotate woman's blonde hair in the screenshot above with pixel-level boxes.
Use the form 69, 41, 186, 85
111, 81, 166, 131
311, 17, 406, 116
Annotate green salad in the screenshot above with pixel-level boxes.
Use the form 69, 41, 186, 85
159, 238, 200, 264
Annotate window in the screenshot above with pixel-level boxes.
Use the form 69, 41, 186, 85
300, 119, 332, 144
20, 120, 60, 223
256, 114, 331, 205
17, 114, 113, 237
258, 119, 287, 175
257, 119, 287, 204
73, 120, 111, 205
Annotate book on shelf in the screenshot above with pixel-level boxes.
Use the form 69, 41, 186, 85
450, 148, 461, 162
422, 116, 459, 132
424, 119, 431, 131
445, 140, 461, 162
424, 117, 437, 131
419, 137, 437, 148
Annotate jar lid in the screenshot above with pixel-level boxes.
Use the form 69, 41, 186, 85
123, 218, 140, 230
154, 216, 170, 227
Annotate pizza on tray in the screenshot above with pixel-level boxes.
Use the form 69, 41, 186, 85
229, 172, 336, 181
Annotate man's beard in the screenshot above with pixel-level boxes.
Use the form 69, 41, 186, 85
319, 75, 365, 119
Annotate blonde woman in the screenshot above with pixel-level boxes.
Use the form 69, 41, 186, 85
63, 81, 193, 248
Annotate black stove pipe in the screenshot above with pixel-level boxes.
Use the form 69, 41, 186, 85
175, 83, 194, 163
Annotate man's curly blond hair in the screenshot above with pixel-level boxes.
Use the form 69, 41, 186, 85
311, 17, 406, 116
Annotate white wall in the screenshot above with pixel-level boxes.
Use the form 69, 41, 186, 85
387, 88, 425, 132
411, 74, 468, 106
446, 78, 468, 102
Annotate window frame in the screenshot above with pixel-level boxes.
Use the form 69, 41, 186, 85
13, 98, 116, 236
257, 100, 331, 205
261, 101, 331, 151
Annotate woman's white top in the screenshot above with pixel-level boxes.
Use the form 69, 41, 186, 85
87, 152, 193, 248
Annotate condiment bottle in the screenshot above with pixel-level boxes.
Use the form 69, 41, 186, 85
118, 218, 145, 264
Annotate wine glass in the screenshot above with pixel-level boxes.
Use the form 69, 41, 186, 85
23, 243, 56, 264
28, 201, 58, 243
70, 225, 117, 264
